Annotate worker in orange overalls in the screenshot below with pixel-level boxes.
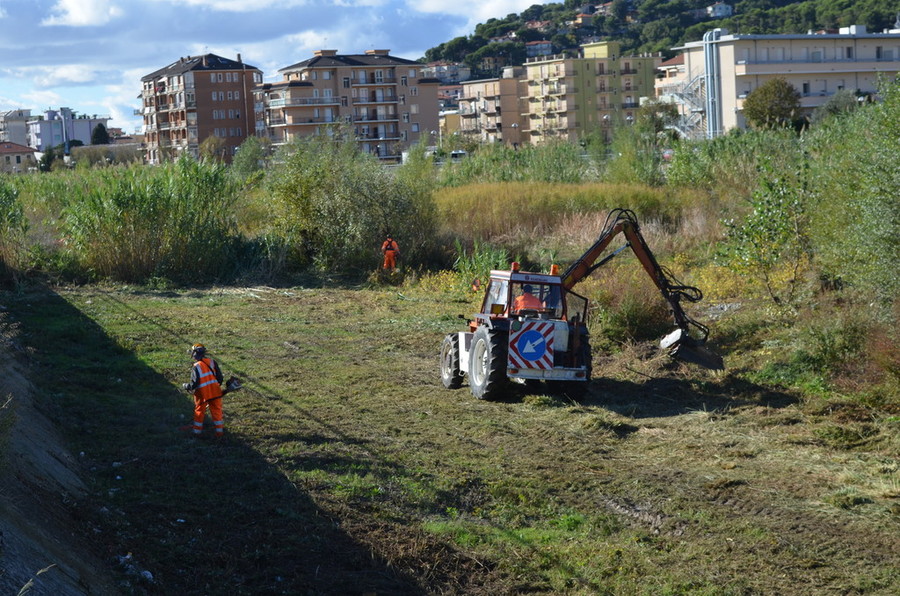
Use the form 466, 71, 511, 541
381, 234, 400, 271
513, 284, 543, 312
182, 343, 225, 439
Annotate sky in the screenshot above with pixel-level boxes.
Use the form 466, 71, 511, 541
0, 0, 551, 134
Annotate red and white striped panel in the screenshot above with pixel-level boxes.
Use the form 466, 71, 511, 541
508, 321, 555, 370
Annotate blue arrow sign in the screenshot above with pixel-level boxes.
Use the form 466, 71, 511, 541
516, 329, 546, 361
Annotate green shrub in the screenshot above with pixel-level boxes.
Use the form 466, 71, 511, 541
803, 78, 900, 304
267, 130, 439, 272
718, 166, 811, 306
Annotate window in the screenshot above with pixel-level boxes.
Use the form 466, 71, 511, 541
802, 82, 810, 95
410, 104, 419, 114
341, 96, 348, 107
323, 71, 331, 80
217, 73, 224, 82
228, 109, 235, 119
402, 112, 409, 122
16, 155, 21, 164
409, 68, 416, 78
343, 77, 350, 88
210, 73, 216, 83
234, 111, 240, 119
411, 123, 419, 132
219, 91, 225, 101
846, 47, 854, 59
401, 76, 407, 86
410, 86, 418, 96
212, 91, 218, 101
234, 91, 240, 100
226, 73, 233, 82
227, 91, 234, 100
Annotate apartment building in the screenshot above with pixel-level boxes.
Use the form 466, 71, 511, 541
522, 41, 662, 145
140, 54, 262, 164
26, 108, 110, 152
0, 109, 32, 146
459, 68, 527, 146
254, 49, 439, 161
663, 25, 900, 138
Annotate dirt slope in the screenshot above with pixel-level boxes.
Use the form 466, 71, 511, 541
0, 344, 119, 595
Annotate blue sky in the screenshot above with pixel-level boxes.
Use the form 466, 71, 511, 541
0, 0, 549, 134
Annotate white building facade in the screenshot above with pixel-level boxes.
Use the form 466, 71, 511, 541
27, 108, 110, 152
660, 25, 900, 138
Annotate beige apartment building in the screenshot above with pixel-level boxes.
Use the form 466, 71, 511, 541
140, 54, 262, 164
255, 49, 440, 161
459, 68, 527, 146
661, 25, 900, 138
522, 41, 662, 145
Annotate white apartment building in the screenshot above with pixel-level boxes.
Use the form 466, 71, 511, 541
26, 108, 110, 152
661, 25, 900, 138
0, 109, 32, 146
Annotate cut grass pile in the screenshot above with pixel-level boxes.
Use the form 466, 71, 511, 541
3, 283, 898, 594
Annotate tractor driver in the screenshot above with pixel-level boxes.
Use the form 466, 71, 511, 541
513, 284, 544, 312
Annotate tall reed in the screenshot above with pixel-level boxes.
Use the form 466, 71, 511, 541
62, 158, 238, 282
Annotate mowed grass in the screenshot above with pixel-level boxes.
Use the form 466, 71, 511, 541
5, 283, 899, 595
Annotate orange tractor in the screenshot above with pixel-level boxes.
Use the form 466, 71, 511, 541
440, 208, 724, 400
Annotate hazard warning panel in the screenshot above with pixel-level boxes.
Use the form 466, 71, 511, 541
508, 321, 555, 370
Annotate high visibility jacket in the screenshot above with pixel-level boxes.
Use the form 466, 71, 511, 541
514, 293, 543, 311
192, 357, 223, 402
382, 239, 399, 253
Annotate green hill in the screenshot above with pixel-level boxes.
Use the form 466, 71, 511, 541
423, 0, 900, 74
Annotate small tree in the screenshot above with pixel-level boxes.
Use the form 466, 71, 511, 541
91, 123, 110, 145
810, 88, 860, 124
199, 136, 226, 162
743, 78, 802, 129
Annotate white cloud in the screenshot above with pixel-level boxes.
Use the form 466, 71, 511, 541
147, 0, 309, 12
9, 65, 100, 87
42, 0, 123, 26
21, 89, 63, 108
409, 0, 544, 30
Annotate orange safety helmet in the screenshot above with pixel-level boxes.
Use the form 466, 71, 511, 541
190, 343, 206, 359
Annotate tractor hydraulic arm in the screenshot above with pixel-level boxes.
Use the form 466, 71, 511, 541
562, 208, 710, 342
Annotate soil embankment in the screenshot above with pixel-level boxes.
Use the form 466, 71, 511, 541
0, 346, 118, 594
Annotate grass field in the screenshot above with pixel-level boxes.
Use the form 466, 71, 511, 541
4, 282, 898, 594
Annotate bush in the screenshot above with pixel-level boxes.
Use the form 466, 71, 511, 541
267, 130, 439, 273
803, 78, 900, 304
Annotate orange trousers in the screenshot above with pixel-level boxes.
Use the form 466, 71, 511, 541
193, 396, 224, 436
383, 251, 397, 270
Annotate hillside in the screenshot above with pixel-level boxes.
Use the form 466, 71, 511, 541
423, 0, 900, 72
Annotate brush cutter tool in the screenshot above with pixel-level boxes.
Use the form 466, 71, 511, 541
660, 328, 724, 371
222, 376, 243, 395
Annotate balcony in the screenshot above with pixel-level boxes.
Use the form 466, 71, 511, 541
352, 76, 397, 86
353, 113, 399, 123
353, 95, 397, 105
268, 97, 340, 107
734, 58, 900, 77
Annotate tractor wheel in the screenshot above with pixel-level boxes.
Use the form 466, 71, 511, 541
440, 334, 464, 389
469, 326, 508, 400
